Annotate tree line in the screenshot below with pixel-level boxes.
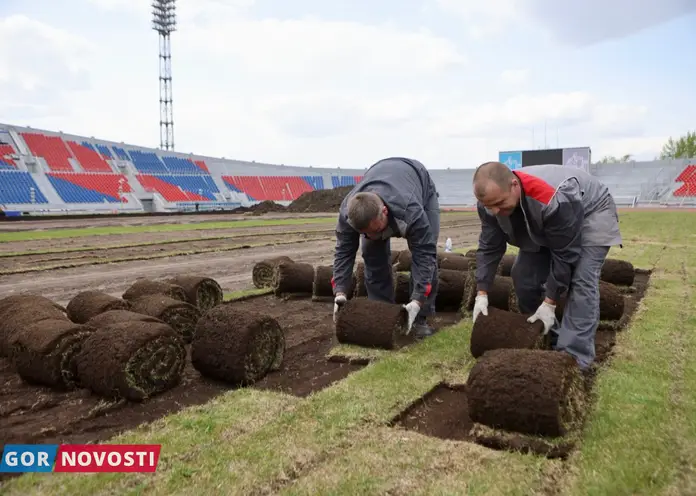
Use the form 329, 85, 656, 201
599, 130, 695, 164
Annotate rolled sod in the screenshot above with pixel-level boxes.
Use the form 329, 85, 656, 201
191, 305, 286, 385
467, 348, 586, 437
0, 298, 71, 357
438, 253, 473, 271
499, 254, 516, 277
393, 250, 412, 272
600, 258, 635, 286
462, 272, 519, 313
85, 310, 164, 328
353, 262, 368, 297
335, 297, 410, 350
393, 271, 411, 304
122, 278, 187, 303
252, 256, 294, 288
165, 275, 224, 312
66, 291, 131, 324
390, 250, 402, 265
469, 307, 546, 359
128, 295, 202, 343
75, 320, 186, 401
465, 249, 478, 257
436, 268, 466, 311
555, 281, 625, 322
9, 319, 96, 390
312, 265, 334, 301
272, 261, 314, 296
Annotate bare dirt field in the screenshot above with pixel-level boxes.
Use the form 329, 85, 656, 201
0, 213, 481, 306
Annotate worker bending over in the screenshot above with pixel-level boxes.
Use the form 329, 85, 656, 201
471, 161, 622, 370
331, 157, 440, 338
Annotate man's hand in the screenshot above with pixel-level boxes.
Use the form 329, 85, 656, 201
402, 300, 421, 335
527, 301, 557, 334
472, 292, 488, 323
333, 293, 347, 323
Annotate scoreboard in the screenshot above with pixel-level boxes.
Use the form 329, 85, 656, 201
498, 147, 591, 172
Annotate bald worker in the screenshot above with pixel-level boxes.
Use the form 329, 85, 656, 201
331, 157, 440, 338
471, 161, 622, 371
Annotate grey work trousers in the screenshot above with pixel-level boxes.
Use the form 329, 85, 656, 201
360, 193, 440, 320
510, 245, 610, 369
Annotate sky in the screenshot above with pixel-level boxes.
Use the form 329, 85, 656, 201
0, 0, 695, 169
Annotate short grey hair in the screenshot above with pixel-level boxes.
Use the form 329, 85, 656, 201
472, 161, 515, 198
347, 192, 383, 230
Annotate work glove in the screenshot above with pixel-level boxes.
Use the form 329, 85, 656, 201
472, 294, 488, 323
333, 294, 347, 324
402, 300, 421, 335
527, 301, 557, 335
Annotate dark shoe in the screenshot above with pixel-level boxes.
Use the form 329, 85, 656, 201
411, 322, 434, 339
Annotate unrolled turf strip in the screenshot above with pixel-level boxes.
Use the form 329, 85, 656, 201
335, 297, 411, 350
470, 307, 546, 358
9, 319, 96, 390
75, 320, 186, 401
252, 256, 294, 288
467, 348, 586, 437
191, 305, 285, 385
165, 275, 224, 312
122, 278, 187, 303
128, 294, 202, 343
66, 291, 130, 324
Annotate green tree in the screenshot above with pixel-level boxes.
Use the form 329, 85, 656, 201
659, 131, 696, 159
599, 154, 632, 164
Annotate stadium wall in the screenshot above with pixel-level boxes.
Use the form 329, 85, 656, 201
1, 123, 694, 216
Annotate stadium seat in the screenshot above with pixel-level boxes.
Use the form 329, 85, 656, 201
331, 176, 362, 188
129, 150, 168, 174
47, 173, 132, 203
221, 175, 319, 201
193, 160, 209, 173
136, 174, 214, 201
20, 132, 74, 171
66, 141, 113, 172
0, 144, 16, 169
94, 143, 113, 159
673, 164, 696, 197
161, 156, 205, 174
112, 146, 130, 161
0, 171, 49, 204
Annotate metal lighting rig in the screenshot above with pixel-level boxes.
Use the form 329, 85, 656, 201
152, 0, 176, 150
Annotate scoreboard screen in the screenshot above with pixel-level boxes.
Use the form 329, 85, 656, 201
499, 147, 590, 171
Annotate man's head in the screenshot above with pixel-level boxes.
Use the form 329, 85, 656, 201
472, 161, 521, 216
347, 192, 389, 239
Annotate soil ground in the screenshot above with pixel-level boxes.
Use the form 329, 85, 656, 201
0, 215, 480, 306
392, 270, 651, 457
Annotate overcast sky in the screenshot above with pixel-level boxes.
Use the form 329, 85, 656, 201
1, 0, 695, 169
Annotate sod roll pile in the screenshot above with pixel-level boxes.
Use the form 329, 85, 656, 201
499, 254, 516, 277
600, 258, 635, 286
272, 261, 315, 296
438, 253, 473, 272
129, 295, 202, 343
165, 275, 224, 312
86, 310, 164, 328
467, 348, 585, 437
335, 298, 410, 350
76, 321, 186, 401
66, 291, 130, 324
353, 262, 368, 297
191, 305, 285, 385
470, 307, 546, 358
121, 278, 187, 303
435, 268, 466, 311
393, 271, 411, 304
462, 272, 519, 313
312, 265, 335, 301
0, 295, 69, 357
9, 319, 95, 390
555, 281, 625, 322
393, 250, 412, 271
252, 256, 294, 288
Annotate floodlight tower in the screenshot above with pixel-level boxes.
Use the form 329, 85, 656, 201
152, 0, 176, 150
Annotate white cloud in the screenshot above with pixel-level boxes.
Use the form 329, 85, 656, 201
500, 69, 529, 85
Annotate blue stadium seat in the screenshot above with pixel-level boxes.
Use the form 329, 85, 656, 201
331, 176, 357, 187
112, 146, 130, 161
129, 150, 168, 174
162, 156, 205, 174
94, 143, 113, 158
152, 174, 219, 200
46, 175, 120, 203
301, 175, 324, 190
0, 161, 15, 170
0, 171, 49, 204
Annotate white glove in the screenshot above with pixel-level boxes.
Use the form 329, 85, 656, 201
402, 300, 421, 335
472, 294, 488, 323
333, 294, 347, 323
527, 301, 557, 335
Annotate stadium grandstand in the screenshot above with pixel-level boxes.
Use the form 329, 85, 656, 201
0, 123, 694, 216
